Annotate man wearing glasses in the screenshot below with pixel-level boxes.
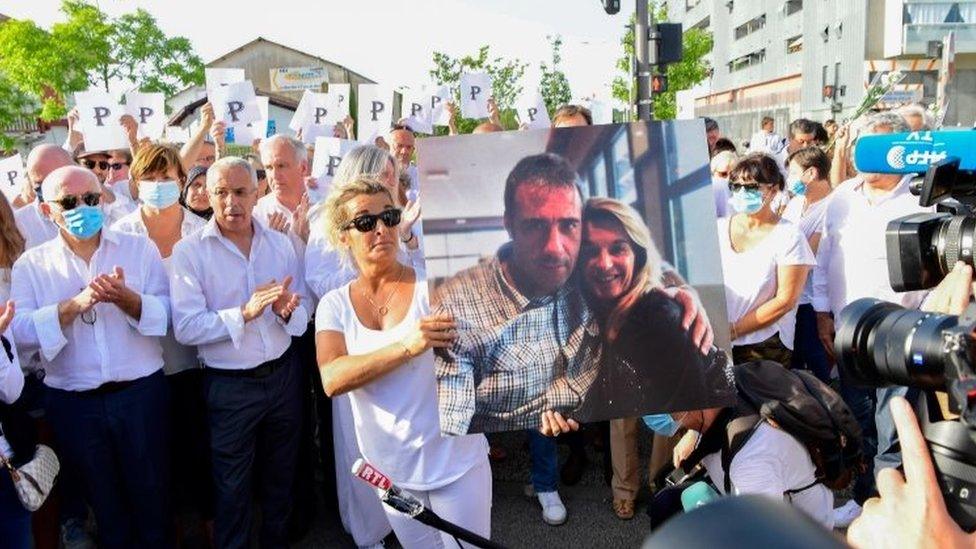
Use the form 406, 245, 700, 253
74, 144, 138, 223
9, 166, 172, 548
170, 157, 310, 549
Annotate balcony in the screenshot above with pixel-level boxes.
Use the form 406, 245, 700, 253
904, 22, 976, 53
897, 1, 976, 55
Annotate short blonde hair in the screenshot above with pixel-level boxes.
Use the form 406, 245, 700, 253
322, 175, 396, 268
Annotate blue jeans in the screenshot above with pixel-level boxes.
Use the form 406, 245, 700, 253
206, 346, 302, 549
527, 430, 558, 493
875, 385, 919, 472
791, 304, 832, 382
0, 469, 31, 549
45, 370, 171, 549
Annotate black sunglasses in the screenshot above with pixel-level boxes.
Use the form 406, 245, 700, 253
82, 159, 109, 170
728, 181, 765, 192
344, 209, 402, 233
109, 162, 127, 170
50, 192, 101, 211
256, 169, 267, 180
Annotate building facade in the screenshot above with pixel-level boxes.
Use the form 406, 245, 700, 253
668, 0, 976, 147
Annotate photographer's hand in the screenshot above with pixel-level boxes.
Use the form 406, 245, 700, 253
847, 397, 974, 549
923, 262, 976, 316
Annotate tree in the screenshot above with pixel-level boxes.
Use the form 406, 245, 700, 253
539, 35, 572, 115
0, 0, 204, 122
611, 2, 713, 120
429, 46, 527, 134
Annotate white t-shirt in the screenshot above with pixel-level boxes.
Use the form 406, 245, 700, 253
702, 422, 834, 529
782, 195, 830, 306
718, 217, 815, 348
315, 275, 488, 491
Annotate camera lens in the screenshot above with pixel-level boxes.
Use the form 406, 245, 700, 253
936, 215, 976, 276
835, 298, 956, 390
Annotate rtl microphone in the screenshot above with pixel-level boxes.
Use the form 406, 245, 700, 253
680, 481, 721, 511
351, 458, 506, 549
853, 130, 975, 174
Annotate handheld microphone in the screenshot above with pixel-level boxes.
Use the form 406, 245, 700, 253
680, 481, 721, 511
351, 459, 506, 549
853, 130, 975, 174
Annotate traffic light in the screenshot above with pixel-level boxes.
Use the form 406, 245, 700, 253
653, 23, 683, 66
651, 74, 669, 94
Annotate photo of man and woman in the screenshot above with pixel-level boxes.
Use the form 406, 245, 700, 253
416, 121, 736, 434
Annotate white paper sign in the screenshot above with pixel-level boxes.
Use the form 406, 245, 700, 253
460, 73, 492, 119
402, 89, 433, 134
291, 92, 339, 144
310, 137, 358, 202
164, 125, 191, 143
124, 92, 165, 139
205, 68, 246, 100
517, 92, 551, 130
328, 83, 351, 118
586, 98, 612, 125
0, 154, 26, 203
211, 80, 261, 126
431, 85, 452, 126
356, 85, 394, 143
74, 90, 130, 152
230, 96, 269, 145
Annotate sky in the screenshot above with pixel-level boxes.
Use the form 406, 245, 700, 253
6, 0, 632, 103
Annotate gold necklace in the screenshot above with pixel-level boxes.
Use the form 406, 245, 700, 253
360, 264, 405, 317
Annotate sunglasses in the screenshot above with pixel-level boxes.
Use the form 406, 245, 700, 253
728, 181, 765, 192
82, 159, 110, 170
256, 169, 267, 180
343, 209, 402, 233
50, 192, 101, 211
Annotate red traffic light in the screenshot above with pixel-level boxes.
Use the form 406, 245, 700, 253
652, 74, 669, 93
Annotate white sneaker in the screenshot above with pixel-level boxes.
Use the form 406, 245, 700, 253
832, 500, 862, 528
537, 491, 567, 525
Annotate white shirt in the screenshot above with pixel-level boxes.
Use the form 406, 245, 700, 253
10, 228, 169, 391
253, 193, 308, 258
812, 175, 931, 315
748, 131, 786, 156
315, 276, 488, 490
14, 201, 57, 250
712, 177, 730, 219
718, 217, 815, 348
702, 422, 834, 528
782, 195, 831, 306
112, 207, 206, 375
0, 330, 23, 459
170, 218, 311, 370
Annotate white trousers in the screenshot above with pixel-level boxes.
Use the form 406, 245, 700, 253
333, 393, 392, 547
383, 456, 493, 549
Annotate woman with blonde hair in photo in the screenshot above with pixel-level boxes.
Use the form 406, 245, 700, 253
315, 176, 491, 548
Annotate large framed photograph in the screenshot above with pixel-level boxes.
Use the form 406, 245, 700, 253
417, 121, 735, 434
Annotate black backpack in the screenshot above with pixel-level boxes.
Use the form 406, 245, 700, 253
718, 360, 864, 494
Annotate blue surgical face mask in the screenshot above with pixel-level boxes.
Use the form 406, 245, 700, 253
140, 180, 181, 210
788, 178, 807, 196
643, 413, 680, 437
728, 188, 764, 215
62, 205, 103, 240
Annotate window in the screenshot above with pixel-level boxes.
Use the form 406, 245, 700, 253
786, 35, 803, 54
821, 65, 829, 102
729, 48, 766, 72
785, 0, 803, 16
734, 14, 766, 39
686, 0, 703, 10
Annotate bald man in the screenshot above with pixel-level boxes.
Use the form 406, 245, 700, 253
10, 165, 171, 548
15, 144, 73, 248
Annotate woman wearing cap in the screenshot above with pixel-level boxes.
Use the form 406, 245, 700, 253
111, 143, 214, 540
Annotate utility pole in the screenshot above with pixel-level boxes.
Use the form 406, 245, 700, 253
635, 0, 653, 121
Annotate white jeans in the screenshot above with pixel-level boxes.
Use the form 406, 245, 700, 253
383, 456, 493, 549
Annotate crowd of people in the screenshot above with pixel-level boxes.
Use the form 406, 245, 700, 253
0, 93, 971, 549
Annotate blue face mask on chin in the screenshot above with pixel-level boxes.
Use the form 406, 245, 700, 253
140, 180, 181, 210
788, 179, 807, 196
643, 413, 680, 437
728, 188, 764, 215
62, 205, 104, 240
